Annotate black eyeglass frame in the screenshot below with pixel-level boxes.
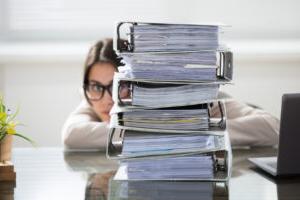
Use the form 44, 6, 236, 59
83, 81, 113, 101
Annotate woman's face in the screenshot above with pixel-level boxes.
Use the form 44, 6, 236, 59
88, 62, 115, 122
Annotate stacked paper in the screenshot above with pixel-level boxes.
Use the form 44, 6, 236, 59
131, 82, 219, 107
131, 24, 219, 52
121, 132, 224, 157
120, 51, 218, 81
121, 106, 209, 130
115, 155, 214, 180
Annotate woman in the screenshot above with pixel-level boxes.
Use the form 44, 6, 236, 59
61, 38, 279, 150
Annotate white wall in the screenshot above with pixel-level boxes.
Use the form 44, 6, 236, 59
1, 0, 300, 147
1, 64, 81, 147
1, 0, 300, 41
222, 55, 300, 117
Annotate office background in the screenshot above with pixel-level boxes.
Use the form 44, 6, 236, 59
0, 0, 300, 147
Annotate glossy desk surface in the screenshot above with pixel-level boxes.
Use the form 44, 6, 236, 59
1, 147, 299, 200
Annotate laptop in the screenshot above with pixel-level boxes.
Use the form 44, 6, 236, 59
248, 93, 300, 176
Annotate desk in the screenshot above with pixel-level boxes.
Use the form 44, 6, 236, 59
1, 147, 299, 200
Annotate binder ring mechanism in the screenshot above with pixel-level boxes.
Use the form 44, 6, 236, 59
115, 22, 137, 53
208, 101, 227, 131
117, 80, 133, 106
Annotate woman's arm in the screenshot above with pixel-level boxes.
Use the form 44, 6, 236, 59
211, 99, 280, 147
62, 100, 109, 150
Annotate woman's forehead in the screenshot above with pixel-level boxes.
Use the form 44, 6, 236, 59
89, 63, 115, 84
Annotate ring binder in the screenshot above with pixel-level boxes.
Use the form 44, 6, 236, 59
114, 21, 229, 53
110, 101, 227, 132
111, 146, 231, 181
112, 73, 230, 108
118, 51, 233, 82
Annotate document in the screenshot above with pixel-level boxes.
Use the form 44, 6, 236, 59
120, 51, 219, 81
114, 154, 214, 180
131, 24, 220, 52
121, 105, 209, 130
131, 82, 219, 107
121, 133, 224, 157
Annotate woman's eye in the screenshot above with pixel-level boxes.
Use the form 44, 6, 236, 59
91, 84, 103, 92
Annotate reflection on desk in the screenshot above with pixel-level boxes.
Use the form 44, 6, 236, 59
84, 171, 228, 200
109, 180, 228, 200
0, 147, 298, 200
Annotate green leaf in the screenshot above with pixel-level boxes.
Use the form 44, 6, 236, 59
0, 133, 6, 141
14, 133, 36, 147
0, 104, 5, 113
0, 127, 6, 134
0, 96, 5, 113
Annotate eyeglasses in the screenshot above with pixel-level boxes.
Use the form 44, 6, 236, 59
84, 81, 113, 101
84, 81, 130, 101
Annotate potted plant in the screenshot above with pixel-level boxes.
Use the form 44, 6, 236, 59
0, 96, 34, 162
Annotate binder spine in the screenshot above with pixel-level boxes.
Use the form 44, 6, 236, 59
114, 101, 226, 132
118, 51, 233, 82
115, 21, 229, 54
115, 78, 226, 108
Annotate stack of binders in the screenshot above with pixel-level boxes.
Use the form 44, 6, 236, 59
107, 22, 233, 193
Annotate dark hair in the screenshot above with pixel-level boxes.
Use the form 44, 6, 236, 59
83, 38, 122, 103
